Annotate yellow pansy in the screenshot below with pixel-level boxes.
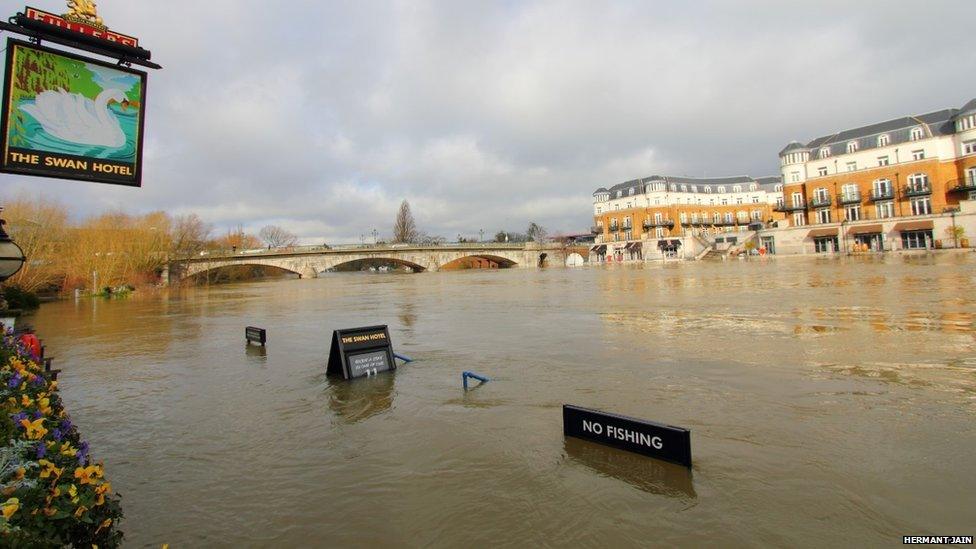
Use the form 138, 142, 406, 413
21, 418, 48, 440
75, 466, 102, 485
14, 467, 25, 480
20, 394, 33, 407
95, 482, 112, 506
1, 498, 19, 519
68, 484, 78, 499
38, 459, 63, 479
38, 397, 51, 415
61, 444, 78, 458
73, 505, 87, 518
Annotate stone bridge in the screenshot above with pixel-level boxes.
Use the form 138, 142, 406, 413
167, 243, 568, 283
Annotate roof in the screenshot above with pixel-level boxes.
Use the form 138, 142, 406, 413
958, 98, 976, 117
798, 103, 971, 159
598, 174, 779, 197
779, 141, 808, 156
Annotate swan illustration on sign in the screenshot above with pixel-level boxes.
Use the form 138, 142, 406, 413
1, 40, 146, 186
21, 88, 128, 148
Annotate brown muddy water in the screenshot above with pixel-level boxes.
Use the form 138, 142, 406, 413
26, 254, 976, 547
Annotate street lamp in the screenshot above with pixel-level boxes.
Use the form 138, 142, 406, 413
0, 211, 26, 283
0, 210, 27, 315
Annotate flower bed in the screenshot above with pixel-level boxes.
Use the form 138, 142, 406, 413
0, 329, 123, 546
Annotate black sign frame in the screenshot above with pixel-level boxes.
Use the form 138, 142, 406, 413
0, 38, 148, 187
563, 405, 692, 468
327, 325, 396, 380
245, 326, 266, 346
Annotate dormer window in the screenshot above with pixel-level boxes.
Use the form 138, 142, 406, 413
670, 184, 677, 191
775, 184, 783, 192
691, 185, 698, 192
749, 183, 758, 191
681, 184, 688, 192
629, 188, 635, 196
616, 191, 622, 198
847, 141, 858, 154
878, 134, 889, 147
820, 148, 831, 159
717, 186, 726, 193
910, 127, 925, 141
733, 185, 742, 193
704, 186, 712, 193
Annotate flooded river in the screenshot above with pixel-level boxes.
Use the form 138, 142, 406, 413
27, 254, 976, 547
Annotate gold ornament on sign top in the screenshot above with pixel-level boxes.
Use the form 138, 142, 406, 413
64, 0, 106, 29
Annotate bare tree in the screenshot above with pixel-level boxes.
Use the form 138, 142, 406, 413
393, 200, 418, 243
526, 222, 548, 243
171, 213, 212, 258
259, 225, 298, 248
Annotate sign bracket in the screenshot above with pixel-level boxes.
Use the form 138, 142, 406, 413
0, 14, 161, 70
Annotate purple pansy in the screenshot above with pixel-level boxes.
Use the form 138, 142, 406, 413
35, 442, 46, 459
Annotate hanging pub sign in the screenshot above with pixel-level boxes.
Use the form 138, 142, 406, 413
327, 326, 397, 380
563, 405, 693, 468
0, 38, 148, 186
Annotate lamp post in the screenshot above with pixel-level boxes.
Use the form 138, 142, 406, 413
0, 210, 27, 314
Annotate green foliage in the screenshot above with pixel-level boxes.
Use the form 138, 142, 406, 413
2, 287, 40, 311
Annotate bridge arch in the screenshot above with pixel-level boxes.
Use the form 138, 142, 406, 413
182, 262, 304, 283
326, 257, 428, 273
438, 254, 519, 270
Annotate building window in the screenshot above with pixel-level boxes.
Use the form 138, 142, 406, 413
725, 213, 734, 223
679, 213, 688, 223
878, 134, 889, 147
596, 207, 602, 214
968, 167, 976, 184
793, 213, 806, 227
791, 192, 804, 208
910, 127, 924, 141
691, 185, 698, 193
713, 213, 722, 224
907, 173, 929, 192
737, 211, 749, 223
776, 197, 785, 208
733, 185, 742, 193
814, 237, 839, 254
876, 201, 895, 219
709, 199, 715, 205
845, 204, 861, 222
690, 213, 699, 223
752, 196, 760, 204
873, 178, 893, 199
670, 184, 677, 191
963, 140, 976, 155
749, 184, 758, 191
817, 167, 828, 177
790, 172, 800, 183
721, 199, 729, 205
629, 188, 635, 196
625, 230, 632, 241
751, 210, 762, 221
717, 186, 726, 193
626, 202, 632, 209
820, 148, 830, 159
696, 198, 702, 205
901, 230, 932, 250
816, 209, 831, 224
704, 186, 712, 193
616, 191, 622, 198
910, 197, 931, 216
846, 162, 857, 172
681, 185, 688, 192
847, 141, 858, 153
736, 197, 744, 205
877, 156, 889, 167
655, 228, 664, 238
912, 150, 925, 161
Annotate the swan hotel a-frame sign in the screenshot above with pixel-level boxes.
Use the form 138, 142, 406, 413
0, 3, 160, 187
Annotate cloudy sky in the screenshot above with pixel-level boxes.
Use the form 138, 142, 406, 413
3, 0, 974, 242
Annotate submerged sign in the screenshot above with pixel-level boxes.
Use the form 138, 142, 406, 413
327, 326, 396, 380
563, 405, 692, 467
0, 39, 147, 186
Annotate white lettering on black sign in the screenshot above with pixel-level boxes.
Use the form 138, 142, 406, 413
564, 405, 692, 467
